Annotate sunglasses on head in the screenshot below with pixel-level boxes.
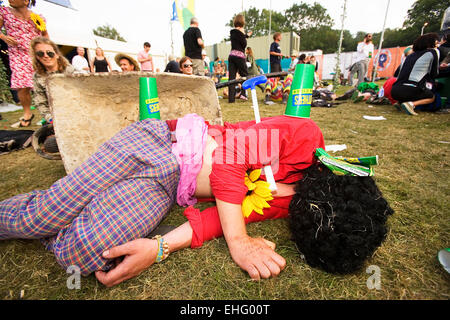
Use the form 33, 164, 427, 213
183, 63, 193, 68
35, 50, 56, 58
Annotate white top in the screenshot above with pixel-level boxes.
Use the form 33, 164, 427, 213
72, 55, 90, 74
355, 41, 374, 63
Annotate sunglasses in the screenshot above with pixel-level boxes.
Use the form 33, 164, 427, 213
183, 63, 193, 68
35, 50, 56, 58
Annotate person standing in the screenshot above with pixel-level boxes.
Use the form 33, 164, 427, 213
227, 14, 251, 103
0, 0, 48, 128
348, 33, 374, 86
183, 18, 205, 76
71, 47, 90, 74
269, 32, 284, 73
137, 42, 154, 72
90, 47, 111, 73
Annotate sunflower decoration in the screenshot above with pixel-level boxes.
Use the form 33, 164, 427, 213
30, 12, 46, 32
242, 169, 274, 218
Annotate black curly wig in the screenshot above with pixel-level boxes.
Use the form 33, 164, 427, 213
288, 164, 394, 274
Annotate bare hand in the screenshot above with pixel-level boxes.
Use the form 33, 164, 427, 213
95, 238, 157, 287
3, 36, 18, 47
228, 235, 286, 280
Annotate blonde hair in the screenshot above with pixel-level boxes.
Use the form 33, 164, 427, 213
95, 47, 105, 57
30, 36, 70, 75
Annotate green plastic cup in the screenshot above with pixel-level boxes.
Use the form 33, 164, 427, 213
285, 64, 315, 118
139, 77, 160, 120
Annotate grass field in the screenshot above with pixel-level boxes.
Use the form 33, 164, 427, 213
0, 84, 449, 300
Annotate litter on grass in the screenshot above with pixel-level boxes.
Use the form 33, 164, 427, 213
0, 103, 22, 113
325, 144, 347, 153
363, 115, 386, 120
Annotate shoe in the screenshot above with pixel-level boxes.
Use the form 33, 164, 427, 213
11, 114, 35, 128
264, 94, 271, 104
400, 102, 418, 115
239, 95, 248, 101
393, 103, 401, 111
282, 93, 288, 104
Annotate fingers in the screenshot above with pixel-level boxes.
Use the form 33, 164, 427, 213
262, 238, 276, 250
244, 238, 287, 280
95, 259, 134, 287
102, 241, 134, 259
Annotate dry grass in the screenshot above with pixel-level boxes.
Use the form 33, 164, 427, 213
0, 84, 449, 300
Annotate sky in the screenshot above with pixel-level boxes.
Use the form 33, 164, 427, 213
44, 0, 418, 55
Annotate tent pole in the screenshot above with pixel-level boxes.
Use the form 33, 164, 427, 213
372, 0, 391, 82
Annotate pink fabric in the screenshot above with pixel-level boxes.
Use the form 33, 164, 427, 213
138, 50, 153, 71
0, 7, 44, 89
172, 114, 208, 206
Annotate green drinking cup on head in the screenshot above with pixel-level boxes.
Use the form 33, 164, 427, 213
139, 77, 160, 120
285, 63, 315, 118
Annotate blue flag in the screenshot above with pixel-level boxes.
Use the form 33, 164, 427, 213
171, 1, 179, 21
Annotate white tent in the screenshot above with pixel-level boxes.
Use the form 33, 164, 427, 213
33, 0, 166, 71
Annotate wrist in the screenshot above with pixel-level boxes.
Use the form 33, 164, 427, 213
152, 235, 170, 263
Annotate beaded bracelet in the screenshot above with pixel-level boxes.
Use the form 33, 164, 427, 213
152, 235, 170, 263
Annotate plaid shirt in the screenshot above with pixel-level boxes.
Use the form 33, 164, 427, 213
0, 119, 179, 275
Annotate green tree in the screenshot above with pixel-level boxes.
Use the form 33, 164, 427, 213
226, 7, 289, 39
285, 2, 334, 36
93, 24, 126, 42
0, 58, 12, 103
403, 0, 448, 34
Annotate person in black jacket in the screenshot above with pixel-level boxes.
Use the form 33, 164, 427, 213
227, 14, 251, 103
164, 55, 181, 73
391, 33, 440, 115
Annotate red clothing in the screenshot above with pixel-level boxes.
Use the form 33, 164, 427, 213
184, 197, 292, 248
383, 77, 397, 104
176, 115, 325, 248
167, 116, 324, 247
209, 116, 325, 204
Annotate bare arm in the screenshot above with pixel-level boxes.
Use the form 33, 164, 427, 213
0, 19, 18, 46
95, 222, 193, 287
215, 198, 286, 280
42, 30, 49, 39
197, 37, 204, 48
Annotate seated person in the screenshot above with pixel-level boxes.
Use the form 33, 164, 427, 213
264, 74, 293, 104
0, 114, 394, 287
212, 57, 224, 83
164, 55, 181, 73
30, 37, 75, 124
179, 56, 194, 75
391, 33, 441, 115
222, 73, 247, 101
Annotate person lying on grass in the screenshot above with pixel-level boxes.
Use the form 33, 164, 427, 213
96, 163, 394, 287
0, 113, 393, 287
